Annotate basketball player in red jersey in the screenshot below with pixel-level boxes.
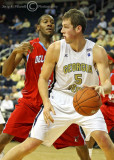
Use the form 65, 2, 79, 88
100, 52, 114, 134
1, 14, 90, 160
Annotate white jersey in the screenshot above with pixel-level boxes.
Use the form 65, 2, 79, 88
50, 39, 99, 106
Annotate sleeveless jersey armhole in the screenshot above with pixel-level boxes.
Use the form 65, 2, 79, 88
56, 39, 65, 67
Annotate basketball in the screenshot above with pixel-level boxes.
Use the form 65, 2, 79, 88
73, 87, 102, 116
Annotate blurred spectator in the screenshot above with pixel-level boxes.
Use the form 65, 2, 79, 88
110, 49, 114, 55
106, 37, 114, 48
110, 17, 114, 25
0, 94, 14, 112
12, 91, 22, 100
90, 28, 99, 39
80, 1, 89, 16
27, 23, 38, 39
97, 11, 106, 20
12, 15, 20, 24
9, 19, 22, 31
97, 17, 107, 29
10, 40, 20, 52
61, 2, 68, 12
0, 14, 9, 24
105, 30, 114, 42
0, 36, 6, 51
52, 33, 61, 41
16, 75, 25, 90
17, 68, 25, 76
3, 77, 16, 88
0, 93, 4, 106
68, 2, 75, 10
4, 35, 10, 46
56, 17, 62, 33
21, 18, 31, 28
96, 35, 106, 47
0, 57, 7, 67
10, 68, 21, 82
58, 8, 64, 19
87, 10, 94, 20
45, 3, 56, 17
107, 22, 114, 33
98, 27, 106, 36
76, 0, 81, 10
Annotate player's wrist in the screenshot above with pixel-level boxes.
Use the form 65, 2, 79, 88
43, 98, 51, 106
12, 49, 19, 55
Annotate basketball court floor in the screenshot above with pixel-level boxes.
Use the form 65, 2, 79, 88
4, 141, 105, 160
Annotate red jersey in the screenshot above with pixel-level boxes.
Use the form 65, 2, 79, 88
20, 38, 53, 110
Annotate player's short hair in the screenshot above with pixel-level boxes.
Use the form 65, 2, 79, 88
37, 14, 53, 25
63, 9, 86, 33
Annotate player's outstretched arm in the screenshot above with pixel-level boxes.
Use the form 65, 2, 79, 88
38, 41, 60, 125
93, 44, 112, 95
2, 42, 33, 77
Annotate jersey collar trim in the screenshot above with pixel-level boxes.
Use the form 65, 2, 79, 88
39, 41, 47, 51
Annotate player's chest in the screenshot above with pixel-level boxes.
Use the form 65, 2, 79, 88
28, 48, 46, 65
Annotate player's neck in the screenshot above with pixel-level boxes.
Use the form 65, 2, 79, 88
70, 36, 86, 52
39, 36, 52, 49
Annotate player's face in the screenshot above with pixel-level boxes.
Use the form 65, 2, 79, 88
38, 16, 55, 37
61, 19, 77, 43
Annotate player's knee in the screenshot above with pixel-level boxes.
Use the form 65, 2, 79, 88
21, 138, 42, 154
92, 131, 113, 151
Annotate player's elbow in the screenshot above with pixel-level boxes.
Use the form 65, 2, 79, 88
2, 70, 9, 77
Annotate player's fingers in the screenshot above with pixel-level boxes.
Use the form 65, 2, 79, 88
48, 113, 54, 123
95, 86, 105, 97
43, 113, 50, 125
44, 116, 50, 126
51, 107, 56, 115
99, 87, 105, 97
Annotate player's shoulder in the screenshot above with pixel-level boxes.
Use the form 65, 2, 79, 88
29, 38, 39, 45
93, 44, 107, 62
48, 40, 60, 51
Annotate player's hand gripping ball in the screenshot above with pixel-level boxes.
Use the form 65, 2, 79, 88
73, 87, 102, 116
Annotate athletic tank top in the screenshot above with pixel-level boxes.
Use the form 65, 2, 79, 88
20, 38, 53, 110
50, 39, 99, 105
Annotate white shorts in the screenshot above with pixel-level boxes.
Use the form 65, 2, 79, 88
30, 96, 107, 147
0, 111, 5, 124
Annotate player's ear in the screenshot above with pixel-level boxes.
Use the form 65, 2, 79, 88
37, 25, 40, 32
75, 25, 82, 33
108, 59, 113, 65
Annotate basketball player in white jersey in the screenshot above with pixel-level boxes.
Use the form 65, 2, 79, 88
2, 9, 114, 160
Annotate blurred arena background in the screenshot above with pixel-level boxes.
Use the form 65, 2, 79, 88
0, 0, 114, 154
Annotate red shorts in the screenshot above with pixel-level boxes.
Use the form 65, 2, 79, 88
3, 99, 41, 142
100, 104, 114, 133
3, 100, 85, 148
53, 124, 85, 149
